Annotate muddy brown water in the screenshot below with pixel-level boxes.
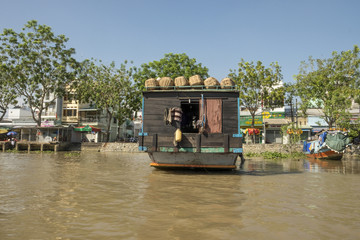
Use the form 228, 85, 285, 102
0, 152, 359, 240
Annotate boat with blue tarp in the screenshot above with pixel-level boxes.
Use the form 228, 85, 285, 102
303, 130, 350, 160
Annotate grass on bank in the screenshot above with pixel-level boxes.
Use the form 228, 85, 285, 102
245, 151, 305, 159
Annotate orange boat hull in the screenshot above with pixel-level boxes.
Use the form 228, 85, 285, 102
306, 150, 343, 160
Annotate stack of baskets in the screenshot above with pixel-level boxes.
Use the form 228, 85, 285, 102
204, 77, 220, 89
144, 75, 235, 90
174, 76, 188, 88
220, 78, 235, 89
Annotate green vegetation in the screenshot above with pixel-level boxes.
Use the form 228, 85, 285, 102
0, 20, 78, 126
244, 152, 261, 157
0, 71, 17, 122
5, 149, 19, 153
295, 45, 360, 129
76, 60, 139, 142
245, 151, 305, 159
229, 60, 284, 127
229, 60, 284, 143
134, 53, 209, 90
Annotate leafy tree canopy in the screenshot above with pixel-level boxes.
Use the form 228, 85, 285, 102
295, 45, 360, 128
229, 59, 283, 128
0, 68, 17, 122
134, 53, 209, 89
76, 59, 139, 142
0, 20, 78, 126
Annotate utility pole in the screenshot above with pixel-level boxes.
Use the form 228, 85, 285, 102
262, 116, 266, 144
290, 99, 294, 123
295, 99, 298, 128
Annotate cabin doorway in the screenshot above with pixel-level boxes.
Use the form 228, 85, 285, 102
180, 100, 200, 133
181, 99, 223, 134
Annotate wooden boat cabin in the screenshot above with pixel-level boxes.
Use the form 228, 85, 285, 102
138, 87, 243, 169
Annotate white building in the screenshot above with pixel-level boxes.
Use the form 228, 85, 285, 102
0, 106, 36, 127
41, 92, 63, 127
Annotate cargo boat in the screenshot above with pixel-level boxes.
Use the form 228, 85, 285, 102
138, 87, 244, 169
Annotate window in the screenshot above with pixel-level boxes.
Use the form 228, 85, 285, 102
63, 109, 77, 117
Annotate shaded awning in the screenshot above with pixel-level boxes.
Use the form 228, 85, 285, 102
300, 125, 313, 131
264, 119, 289, 124
73, 125, 101, 132
312, 128, 328, 133
78, 108, 98, 111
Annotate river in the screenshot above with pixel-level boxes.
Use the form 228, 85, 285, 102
0, 152, 359, 240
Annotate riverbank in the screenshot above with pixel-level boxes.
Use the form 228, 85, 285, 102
3, 142, 358, 156
97, 142, 360, 157
98, 142, 304, 153
95, 142, 303, 153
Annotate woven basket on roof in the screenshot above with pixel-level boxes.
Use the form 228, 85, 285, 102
174, 76, 188, 88
220, 77, 235, 89
189, 75, 204, 88
159, 77, 174, 89
145, 78, 159, 90
204, 77, 220, 89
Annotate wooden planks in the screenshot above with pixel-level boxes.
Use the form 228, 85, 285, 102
143, 97, 180, 135
222, 98, 238, 134
141, 133, 242, 151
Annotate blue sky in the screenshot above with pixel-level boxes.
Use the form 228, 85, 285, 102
1, 0, 359, 83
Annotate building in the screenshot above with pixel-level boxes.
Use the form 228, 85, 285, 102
0, 106, 36, 128
41, 92, 63, 127
61, 91, 118, 142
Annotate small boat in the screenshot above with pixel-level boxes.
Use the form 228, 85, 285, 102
303, 130, 350, 160
138, 85, 244, 169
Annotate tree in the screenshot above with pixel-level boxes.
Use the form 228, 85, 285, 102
134, 53, 209, 89
295, 45, 360, 129
229, 59, 283, 142
0, 69, 17, 122
0, 20, 78, 126
283, 83, 297, 124
335, 111, 360, 140
77, 60, 139, 142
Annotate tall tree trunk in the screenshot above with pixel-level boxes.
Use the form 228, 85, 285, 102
251, 113, 256, 144
106, 109, 113, 142
0, 110, 6, 123
290, 100, 294, 123
37, 112, 42, 127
